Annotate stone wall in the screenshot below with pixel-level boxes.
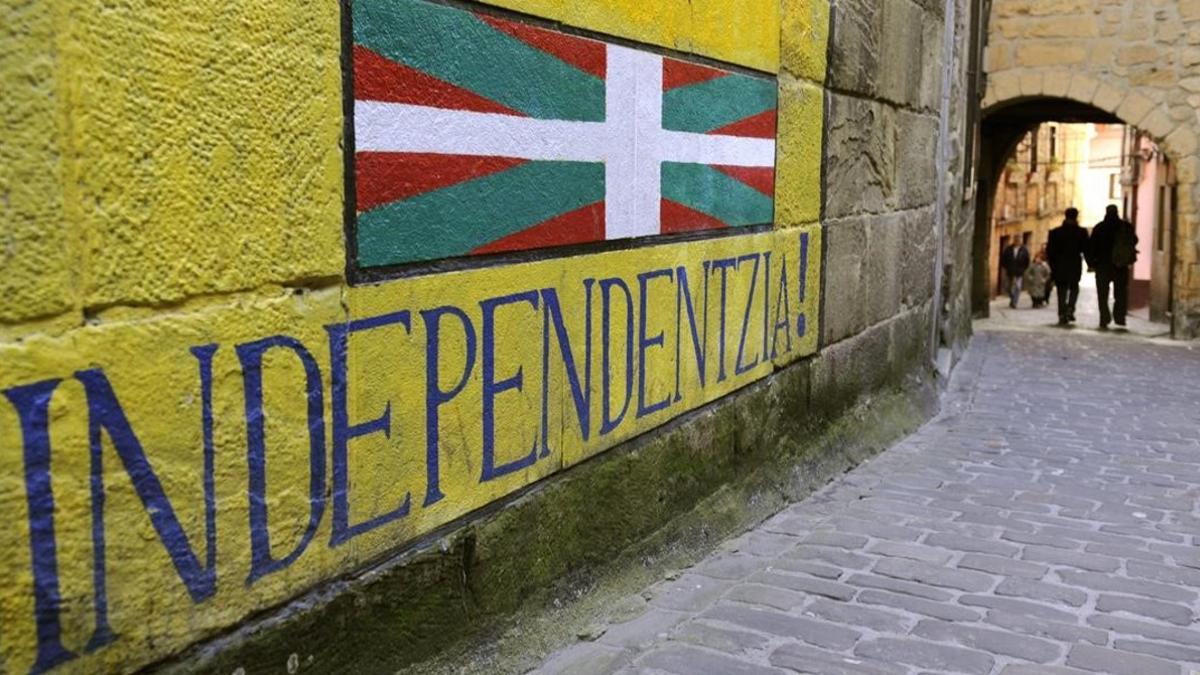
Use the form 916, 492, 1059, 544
983, 0, 1200, 337
0, 0, 976, 672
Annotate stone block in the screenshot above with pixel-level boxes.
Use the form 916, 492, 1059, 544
958, 553, 1048, 579
1026, 16, 1099, 38
1066, 73, 1100, 103
801, 531, 870, 549
71, 2, 346, 308
826, 0, 882, 96
1016, 42, 1088, 67
1020, 545, 1122, 573
598, 608, 687, 649
918, 13, 944, 112
780, 0, 830, 83
772, 643, 906, 675
775, 76, 824, 226
864, 214, 904, 327
703, 604, 862, 649
725, 582, 808, 610
1115, 92, 1156, 125
985, 44, 1013, 72
872, 557, 996, 592
1182, 0, 1200, 21
925, 532, 1021, 557
900, 209, 936, 306
858, 588, 982, 622
896, 112, 939, 210
784, 544, 874, 570
1056, 569, 1195, 602
986, 610, 1109, 646
1092, 82, 1126, 114
639, 644, 782, 675
1019, 70, 1044, 96
878, 0, 926, 107
888, 300, 931, 376
912, 619, 1062, 663
985, 71, 1022, 108
1112, 639, 1200, 666
823, 94, 895, 219
810, 320, 892, 410
0, 0, 77, 323
1066, 644, 1182, 675
1089, 614, 1200, 648
1139, 111, 1175, 144
867, 539, 953, 565
995, 578, 1088, 607
1117, 44, 1160, 66
854, 637, 994, 675
1040, 70, 1072, 98
1095, 594, 1194, 626
960, 595, 1078, 623
1165, 124, 1199, 155
821, 218, 868, 344
803, 598, 912, 633
672, 621, 771, 654
847, 572, 955, 601
647, 574, 732, 612
748, 571, 857, 601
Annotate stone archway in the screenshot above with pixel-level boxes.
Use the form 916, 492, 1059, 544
978, 24, 1200, 337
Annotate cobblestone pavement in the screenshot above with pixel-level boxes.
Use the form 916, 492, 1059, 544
533, 329, 1200, 675
977, 276, 1170, 340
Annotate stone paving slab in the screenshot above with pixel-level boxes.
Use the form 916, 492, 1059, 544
531, 329, 1200, 674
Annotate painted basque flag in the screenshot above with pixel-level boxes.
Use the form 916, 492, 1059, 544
352, 0, 777, 269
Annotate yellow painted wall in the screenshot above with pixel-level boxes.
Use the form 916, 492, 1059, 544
0, 0, 830, 672
477, 0, 782, 73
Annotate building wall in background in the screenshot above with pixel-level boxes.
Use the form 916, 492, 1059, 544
988, 123, 1087, 297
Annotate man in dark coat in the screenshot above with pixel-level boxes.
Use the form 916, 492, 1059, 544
1088, 204, 1139, 329
1000, 236, 1031, 309
1046, 207, 1089, 325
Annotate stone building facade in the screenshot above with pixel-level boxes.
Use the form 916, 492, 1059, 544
1, 0, 980, 672
989, 122, 1087, 298
980, 0, 1200, 336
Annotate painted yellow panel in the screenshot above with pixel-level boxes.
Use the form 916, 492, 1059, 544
59, 3, 346, 308
0, 229, 820, 673
0, 0, 75, 323
475, 0, 781, 73
776, 76, 826, 227
782, 0, 831, 84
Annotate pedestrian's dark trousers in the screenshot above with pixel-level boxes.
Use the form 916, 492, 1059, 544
1096, 267, 1130, 325
1055, 279, 1079, 320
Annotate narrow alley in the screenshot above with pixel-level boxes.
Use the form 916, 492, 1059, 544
536, 326, 1200, 675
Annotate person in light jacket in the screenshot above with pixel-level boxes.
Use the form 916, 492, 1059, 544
1024, 250, 1052, 309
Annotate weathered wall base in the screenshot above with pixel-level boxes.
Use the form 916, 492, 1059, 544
160, 306, 938, 675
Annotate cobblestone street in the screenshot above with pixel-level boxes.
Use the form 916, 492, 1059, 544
535, 328, 1200, 675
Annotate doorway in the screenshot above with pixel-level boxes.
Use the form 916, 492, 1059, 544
972, 98, 1179, 337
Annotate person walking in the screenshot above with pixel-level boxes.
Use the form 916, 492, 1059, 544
1037, 243, 1054, 306
1046, 207, 1089, 325
1024, 250, 1051, 309
1087, 204, 1139, 330
1000, 236, 1031, 309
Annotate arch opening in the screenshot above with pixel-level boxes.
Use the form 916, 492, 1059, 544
971, 97, 1181, 337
